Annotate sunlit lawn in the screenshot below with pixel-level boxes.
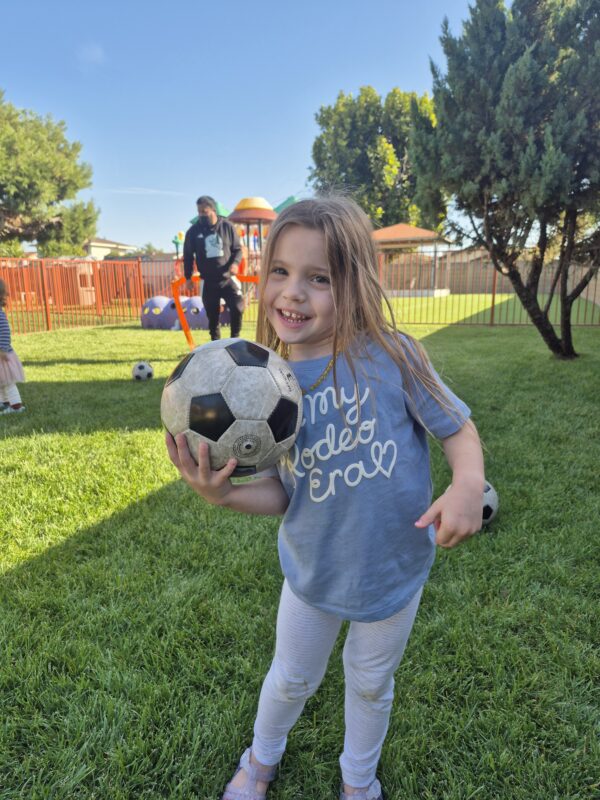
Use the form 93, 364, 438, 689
239, 293, 600, 328
0, 322, 598, 799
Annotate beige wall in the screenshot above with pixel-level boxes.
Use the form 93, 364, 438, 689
380, 249, 600, 303
86, 241, 136, 259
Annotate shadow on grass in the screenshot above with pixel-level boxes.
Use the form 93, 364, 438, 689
0, 378, 165, 437
0, 481, 283, 798
24, 357, 182, 367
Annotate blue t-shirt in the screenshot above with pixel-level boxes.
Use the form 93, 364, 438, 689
275, 337, 471, 622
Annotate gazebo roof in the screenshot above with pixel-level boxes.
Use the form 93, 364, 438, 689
372, 223, 443, 247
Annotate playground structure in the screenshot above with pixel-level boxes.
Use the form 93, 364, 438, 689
163, 197, 277, 347
229, 197, 277, 277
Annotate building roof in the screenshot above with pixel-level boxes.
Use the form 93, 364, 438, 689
372, 223, 442, 245
85, 238, 137, 248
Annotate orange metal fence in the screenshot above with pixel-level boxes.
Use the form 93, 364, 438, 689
1, 250, 598, 335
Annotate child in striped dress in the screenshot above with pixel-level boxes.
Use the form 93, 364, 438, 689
0, 279, 26, 414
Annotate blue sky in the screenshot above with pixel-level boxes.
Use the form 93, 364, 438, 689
3, 0, 475, 252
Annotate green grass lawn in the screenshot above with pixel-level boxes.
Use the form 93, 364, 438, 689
213, 294, 600, 328
1, 323, 599, 799
386, 294, 600, 326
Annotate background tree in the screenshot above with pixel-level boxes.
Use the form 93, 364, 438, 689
310, 86, 444, 227
410, 0, 600, 358
102, 243, 160, 261
0, 240, 24, 257
0, 90, 98, 248
36, 201, 99, 257
137, 243, 161, 256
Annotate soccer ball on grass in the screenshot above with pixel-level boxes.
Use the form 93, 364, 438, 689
132, 361, 154, 380
481, 480, 499, 526
161, 338, 302, 476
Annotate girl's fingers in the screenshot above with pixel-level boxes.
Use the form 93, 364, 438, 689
415, 499, 441, 529
175, 434, 198, 472
165, 431, 180, 466
197, 445, 238, 483
219, 457, 239, 480
195, 441, 212, 481
170, 435, 237, 487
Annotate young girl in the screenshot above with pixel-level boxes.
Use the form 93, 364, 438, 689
166, 197, 485, 800
0, 279, 26, 414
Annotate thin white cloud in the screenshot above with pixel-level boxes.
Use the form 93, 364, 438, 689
77, 43, 106, 66
104, 187, 188, 197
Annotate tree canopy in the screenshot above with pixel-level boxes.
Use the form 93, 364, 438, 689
310, 86, 443, 228
36, 201, 99, 257
410, 0, 600, 357
0, 91, 98, 250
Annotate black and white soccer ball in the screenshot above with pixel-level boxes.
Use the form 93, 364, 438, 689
161, 338, 303, 476
481, 480, 499, 526
132, 361, 154, 380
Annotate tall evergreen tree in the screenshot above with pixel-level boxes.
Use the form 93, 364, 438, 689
311, 86, 443, 227
410, 0, 600, 357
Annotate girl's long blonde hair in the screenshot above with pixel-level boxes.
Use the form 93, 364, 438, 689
255, 195, 464, 427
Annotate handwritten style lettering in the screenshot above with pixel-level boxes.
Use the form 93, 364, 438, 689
290, 383, 398, 503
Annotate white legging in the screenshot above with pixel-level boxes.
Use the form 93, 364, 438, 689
0, 383, 21, 405
252, 580, 423, 788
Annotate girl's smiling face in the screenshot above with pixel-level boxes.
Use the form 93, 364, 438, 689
264, 225, 335, 361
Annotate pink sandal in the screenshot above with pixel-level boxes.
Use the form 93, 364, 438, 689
221, 747, 278, 799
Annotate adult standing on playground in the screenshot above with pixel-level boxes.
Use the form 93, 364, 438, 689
183, 195, 244, 340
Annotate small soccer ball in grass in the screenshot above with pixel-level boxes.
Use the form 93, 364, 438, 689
132, 361, 154, 381
161, 338, 302, 476
481, 480, 499, 526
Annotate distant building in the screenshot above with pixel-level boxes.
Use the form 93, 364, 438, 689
84, 238, 137, 259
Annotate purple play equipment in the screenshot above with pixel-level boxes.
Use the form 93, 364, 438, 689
159, 297, 189, 329
186, 296, 208, 329
186, 297, 231, 329
141, 294, 231, 330
141, 296, 170, 329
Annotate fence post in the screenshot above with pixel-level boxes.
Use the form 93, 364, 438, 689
490, 266, 498, 326
136, 258, 144, 312
39, 260, 52, 331
92, 261, 103, 318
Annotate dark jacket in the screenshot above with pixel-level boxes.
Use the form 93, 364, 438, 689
183, 216, 242, 288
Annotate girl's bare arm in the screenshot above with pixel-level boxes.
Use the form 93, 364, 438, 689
415, 420, 485, 548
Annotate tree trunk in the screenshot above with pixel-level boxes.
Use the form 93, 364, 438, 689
490, 236, 578, 360
509, 274, 572, 356
557, 210, 578, 358
560, 300, 577, 357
